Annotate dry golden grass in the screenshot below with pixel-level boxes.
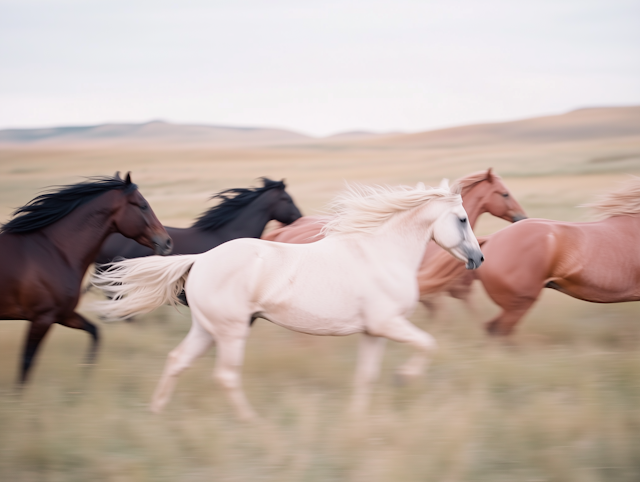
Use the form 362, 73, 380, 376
0, 113, 639, 481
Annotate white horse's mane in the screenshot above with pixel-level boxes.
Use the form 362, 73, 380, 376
321, 182, 461, 237
584, 176, 640, 219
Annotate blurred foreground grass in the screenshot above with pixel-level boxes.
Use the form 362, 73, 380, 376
0, 292, 639, 482
0, 135, 639, 481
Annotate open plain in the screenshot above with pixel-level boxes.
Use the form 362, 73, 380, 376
1, 107, 640, 481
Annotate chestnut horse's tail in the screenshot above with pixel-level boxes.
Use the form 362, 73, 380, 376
90, 255, 200, 321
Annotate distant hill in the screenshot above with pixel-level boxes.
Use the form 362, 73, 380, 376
1, 107, 638, 148
0, 121, 313, 147
366, 106, 640, 148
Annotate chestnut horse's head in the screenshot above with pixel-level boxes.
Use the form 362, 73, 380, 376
476, 168, 527, 222
112, 172, 173, 255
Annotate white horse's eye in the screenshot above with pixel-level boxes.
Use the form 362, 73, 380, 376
460, 218, 467, 223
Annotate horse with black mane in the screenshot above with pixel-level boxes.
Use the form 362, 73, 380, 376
95, 177, 302, 266
0, 173, 171, 383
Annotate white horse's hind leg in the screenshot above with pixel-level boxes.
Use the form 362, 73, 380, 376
351, 334, 387, 414
371, 316, 437, 380
213, 333, 257, 421
151, 321, 214, 414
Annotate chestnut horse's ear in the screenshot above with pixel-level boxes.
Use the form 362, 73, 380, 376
125, 172, 132, 185
487, 168, 494, 183
114, 171, 122, 180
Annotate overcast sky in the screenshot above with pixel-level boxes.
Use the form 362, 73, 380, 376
1, 0, 638, 136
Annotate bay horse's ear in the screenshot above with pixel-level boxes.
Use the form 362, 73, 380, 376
438, 178, 450, 190
114, 171, 122, 180
125, 172, 132, 185
279, 179, 286, 189
487, 168, 494, 183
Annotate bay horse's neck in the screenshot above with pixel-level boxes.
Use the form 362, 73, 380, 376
460, 182, 490, 229
40, 191, 123, 274
216, 191, 278, 238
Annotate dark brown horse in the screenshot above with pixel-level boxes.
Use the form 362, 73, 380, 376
95, 178, 302, 264
476, 177, 640, 335
0, 173, 171, 383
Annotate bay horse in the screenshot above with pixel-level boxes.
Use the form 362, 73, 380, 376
0, 173, 171, 383
92, 181, 484, 419
95, 178, 302, 265
263, 169, 527, 309
476, 177, 640, 336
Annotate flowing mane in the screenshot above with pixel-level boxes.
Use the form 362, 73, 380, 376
584, 176, 640, 219
450, 169, 500, 195
1, 176, 137, 234
322, 183, 460, 237
192, 178, 285, 231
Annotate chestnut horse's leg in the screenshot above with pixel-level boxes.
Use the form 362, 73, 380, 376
19, 318, 54, 384
56, 312, 100, 365
485, 300, 536, 336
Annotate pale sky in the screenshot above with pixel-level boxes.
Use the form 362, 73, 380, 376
1, 0, 638, 136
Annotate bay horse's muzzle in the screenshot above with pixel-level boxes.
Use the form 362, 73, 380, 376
152, 234, 173, 255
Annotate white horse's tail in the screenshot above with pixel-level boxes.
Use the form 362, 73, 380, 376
90, 255, 200, 321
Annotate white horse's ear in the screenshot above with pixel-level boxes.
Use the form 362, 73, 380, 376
438, 178, 450, 190
416, 182, 426, 190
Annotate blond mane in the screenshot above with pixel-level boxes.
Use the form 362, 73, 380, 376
322, 183, 461, 237
584, 176, 640, 219
450, 169, 501, 196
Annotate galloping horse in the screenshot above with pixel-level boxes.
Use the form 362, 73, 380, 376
0, 173, 171, 383
476, 177, 640, 336
96, 178, 302, 265
92, 181, 483, 418
264, 169, 526, 309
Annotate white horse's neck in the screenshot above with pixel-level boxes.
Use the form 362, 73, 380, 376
359, 204, 439, 271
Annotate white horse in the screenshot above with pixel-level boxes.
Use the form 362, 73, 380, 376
92, 181, 484, 419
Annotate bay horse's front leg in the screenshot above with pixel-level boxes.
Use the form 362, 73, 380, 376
19, 317, 54, 384
213, 334, 257, 421
350, 333, 387, 414
57, 312, 100, 365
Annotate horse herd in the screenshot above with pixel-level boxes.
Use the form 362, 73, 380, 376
1, 170, 638, 419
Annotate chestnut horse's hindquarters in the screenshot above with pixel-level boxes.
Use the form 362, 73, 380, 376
91, 255, 200, 320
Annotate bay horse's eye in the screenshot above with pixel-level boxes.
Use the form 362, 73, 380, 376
140, 204, 149, 211
502, 193, 509, 198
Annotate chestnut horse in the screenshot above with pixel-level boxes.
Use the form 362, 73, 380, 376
476, 177, 640, 335
0, 173, 171, 383
263, 169, 526, 308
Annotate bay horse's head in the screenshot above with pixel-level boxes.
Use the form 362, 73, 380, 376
112, 172, 173, 255
431, 179, 484, 270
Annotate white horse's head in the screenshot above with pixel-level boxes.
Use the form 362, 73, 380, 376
431, 183, 484, 270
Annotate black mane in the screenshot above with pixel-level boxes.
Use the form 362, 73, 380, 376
192, 178, 285, 231
1, 176, 137, 234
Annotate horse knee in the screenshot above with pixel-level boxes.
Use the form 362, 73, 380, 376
214, 368, 240, 389
165, 351, 191, 376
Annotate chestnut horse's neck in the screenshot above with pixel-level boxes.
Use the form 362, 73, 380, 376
460, 180, 494, 228
40, 190, 124, 274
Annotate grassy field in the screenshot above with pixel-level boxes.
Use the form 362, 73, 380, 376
0, 119, 640, 481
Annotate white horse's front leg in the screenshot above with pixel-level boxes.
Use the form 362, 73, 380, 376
151, 321, 214, 413
213, 334, 257, 421
350, 333, 387, 414
370, 316, 437, 381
